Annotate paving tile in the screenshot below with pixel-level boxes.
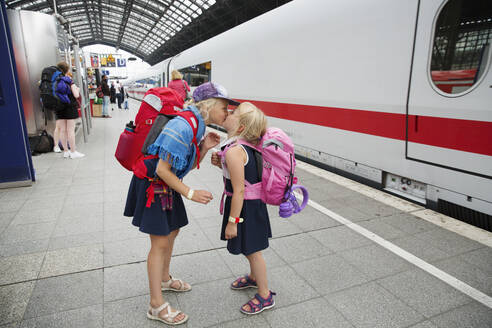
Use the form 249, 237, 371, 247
67, 183, 104, 195
292, 254, 368, 295
104, 237, 149, 266
0, 253, 44, 285
358, 218, 407, 240
202, 226, 227, 249
103, 226, 142, 243
104, 215, 132, 232
323, 204, 371, 223
430, 302, 492, 328
263, 297, 353, 328
269, 233, 331, 264
51, 215, 103, 238
11, 208, 60, 226
208, 316, 269, 328
28, 186, 69, 200
269, 216, 303, 237
104, 262, 148, 302
48, 231, 104, 251
0, 200, 25, 213
176, 278, 253, 327
408, 322, 439, 328
24, 270, 103, 319
431, 257, 492, 295
378, 268, 472, 318
380, 213, 439, 235
266, 266, 320, 308
413, 229, 483, 257
1, 322, 20, 328
172, 227, 215, 256
327, 282, 424, 328
0, 239, 49, 258
217, 247, 285, 277
169, 250, 232, 286
309, 226, 372, 252
0, 282, 35, 325
39, 244, 103, 278
457, 247, 492, 275
0, 212, 17, 234
104, 294, 176, 328
339, 244, 413, 280
290, 206, 340, 232
19, 304, 103, 328
64, 192, 104, 206
390, 235, 451, 262
0, 188, 32, 202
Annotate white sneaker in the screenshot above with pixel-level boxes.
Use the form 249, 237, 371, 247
53, 145, 62, 153
69, 151, 85, 159
63, 151, 70, 158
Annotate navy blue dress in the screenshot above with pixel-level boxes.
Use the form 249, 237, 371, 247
124, 158, 188, 236
220, 145, 272, 255
124, 106, 206, 236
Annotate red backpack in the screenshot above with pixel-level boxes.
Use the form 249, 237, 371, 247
114, 87, 199, 172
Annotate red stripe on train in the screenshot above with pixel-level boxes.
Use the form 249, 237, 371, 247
235, 99, 492, 156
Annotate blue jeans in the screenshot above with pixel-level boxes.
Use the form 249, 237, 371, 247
102, 96, 110, 116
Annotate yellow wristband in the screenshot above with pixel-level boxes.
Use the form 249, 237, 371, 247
228, 216, 244, 223
187, 189, 194, 200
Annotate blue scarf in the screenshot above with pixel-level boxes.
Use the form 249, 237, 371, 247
147, 105, 205, 179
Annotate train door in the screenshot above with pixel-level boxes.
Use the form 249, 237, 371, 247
407, 0, 492, 178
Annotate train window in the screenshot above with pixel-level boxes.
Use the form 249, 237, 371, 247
180, 61, 211, 87
430, 0, 491, 94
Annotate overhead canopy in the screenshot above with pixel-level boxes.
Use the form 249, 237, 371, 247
5, 0, 291, 65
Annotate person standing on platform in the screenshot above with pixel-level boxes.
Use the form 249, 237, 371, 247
101, 75, 111, 118
120, 83, 127, 110
167, 70, 190, 102
110, 82, 116, 111
124, 82, 239, 325
116, 80, 123, 109
211, 102, 275, 314
53, 62, 85, 159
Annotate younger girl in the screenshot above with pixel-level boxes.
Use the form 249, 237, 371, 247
213, 102, 276, 314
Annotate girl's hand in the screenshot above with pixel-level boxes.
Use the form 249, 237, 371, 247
202, 132, 221, 150
191, 189, 213, 204
211, 151, 222, 168
225, 222, 237, 239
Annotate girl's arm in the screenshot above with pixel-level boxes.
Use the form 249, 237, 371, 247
224, 146, 247, 239
156, 159, 213, 204
71, 84, 80, 98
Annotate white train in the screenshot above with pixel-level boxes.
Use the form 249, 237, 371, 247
126, 0, 492, 227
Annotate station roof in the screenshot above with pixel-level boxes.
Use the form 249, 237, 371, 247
5, 0, 291, 65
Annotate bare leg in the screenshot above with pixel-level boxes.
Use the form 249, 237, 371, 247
161, 229, 191, 290
54, 120, 60, 148
66, 119, 76, 151
58, 119, 68, 151
148, 234, 186, 323
161, 229, 179, 282
243, 251, 269, 311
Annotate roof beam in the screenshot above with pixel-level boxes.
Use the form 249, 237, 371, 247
83, 0, 96, 41
115, 0, 135, 49
135, 1, 172, 50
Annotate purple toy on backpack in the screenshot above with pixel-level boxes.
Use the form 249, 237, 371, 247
219, 127, 308, 218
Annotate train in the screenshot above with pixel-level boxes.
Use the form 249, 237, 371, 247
125, 0, 492, 228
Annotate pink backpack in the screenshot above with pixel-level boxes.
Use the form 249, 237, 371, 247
219, 127, 309, 218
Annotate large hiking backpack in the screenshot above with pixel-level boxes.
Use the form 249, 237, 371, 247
219, 127, 309, 218
39, 66, 64, 112
115, 87, 200, 172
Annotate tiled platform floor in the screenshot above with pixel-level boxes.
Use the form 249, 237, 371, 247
1, 99, 491, 327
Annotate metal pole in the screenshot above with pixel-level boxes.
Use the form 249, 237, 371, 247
53, 0, 57, 16
73, 42, 88, 143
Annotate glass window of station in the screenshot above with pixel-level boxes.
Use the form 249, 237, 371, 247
135, 75, 161, 89
180, 61, 211, 87
430, 0, 491, 94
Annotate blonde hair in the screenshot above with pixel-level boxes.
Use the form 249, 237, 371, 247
235, 102, 267, 144
171, 70, 183, 80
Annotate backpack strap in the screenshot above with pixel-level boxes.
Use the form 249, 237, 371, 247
175, 110, 200, 169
